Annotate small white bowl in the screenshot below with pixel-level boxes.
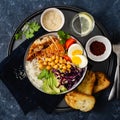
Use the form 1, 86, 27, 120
40, 8, 65, 32
85, 35, 112, 62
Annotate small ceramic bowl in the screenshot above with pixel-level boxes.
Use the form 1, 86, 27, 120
71, 12, 95, 37
40, 8, 65, 32
85, 35, 112, 62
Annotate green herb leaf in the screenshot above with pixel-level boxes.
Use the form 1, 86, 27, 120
29, 22, 40, 32
14, 31, 22, 40
23, 21, 40, 39
15, 21, 41, 40
58, 30, 70, 44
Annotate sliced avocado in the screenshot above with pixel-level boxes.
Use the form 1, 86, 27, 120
59, 85, 67, 92
53, 76, 59, 87
52, 86, 60, 94
42, 79, 52, 93
47, 77, 53, 88
41, 71, 62, 94
47, 76, 61, 94
42, 83, 53, 94
42, 78, 58, 94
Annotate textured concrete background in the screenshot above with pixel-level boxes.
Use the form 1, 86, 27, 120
0, 0, 120, 120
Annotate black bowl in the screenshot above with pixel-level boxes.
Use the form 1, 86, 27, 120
24, 32, 87, 95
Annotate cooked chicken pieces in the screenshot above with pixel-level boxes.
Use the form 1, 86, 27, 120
26, 35, 65, 61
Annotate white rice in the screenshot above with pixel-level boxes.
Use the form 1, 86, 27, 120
25, 59, 43, 90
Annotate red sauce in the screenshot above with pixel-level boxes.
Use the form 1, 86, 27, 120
90, 41, 106, 56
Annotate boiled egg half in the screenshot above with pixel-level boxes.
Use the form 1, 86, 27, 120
71, 55, 88, 68
68, 43, 88, 68
68, 43, 84, 57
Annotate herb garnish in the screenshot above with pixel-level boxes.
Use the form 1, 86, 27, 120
57, 30, 70, 44
15, 21, 40, 40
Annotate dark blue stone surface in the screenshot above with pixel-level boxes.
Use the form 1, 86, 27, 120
0, 0, 120, 120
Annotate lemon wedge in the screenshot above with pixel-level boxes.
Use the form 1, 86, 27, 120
79, 12, 95, 36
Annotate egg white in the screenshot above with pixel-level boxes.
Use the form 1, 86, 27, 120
71, 55, 88, 68
68, 43, 84, 58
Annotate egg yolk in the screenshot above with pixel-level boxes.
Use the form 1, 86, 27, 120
72, 56, 82, 65
72, 50, 83, 56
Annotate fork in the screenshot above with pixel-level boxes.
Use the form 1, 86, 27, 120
113, 44, 120, 99
108, 44, 120, 100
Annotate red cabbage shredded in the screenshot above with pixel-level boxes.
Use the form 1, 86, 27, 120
52, 66, 84, 90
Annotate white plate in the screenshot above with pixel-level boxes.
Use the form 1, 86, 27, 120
85, 35, 112, 62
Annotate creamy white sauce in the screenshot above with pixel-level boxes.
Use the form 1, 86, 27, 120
42, 10, 62, 31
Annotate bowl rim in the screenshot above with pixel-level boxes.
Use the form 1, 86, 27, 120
85, 35, 112, 62
24, 32, 88, 95
40, 8, 65, 32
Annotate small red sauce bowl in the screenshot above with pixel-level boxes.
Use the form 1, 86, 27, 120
85, 35, 112, 62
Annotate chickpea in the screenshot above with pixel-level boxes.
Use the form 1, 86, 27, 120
50, 62, 55, 66
67, 64, 71, 69
45, 58, 49, 62
46, 66, 51, 70
39, 64, 44, 70
48, 58, 52, 62
43, 61, 47, 66
59, 64, 63, 69
59, 56, 61, 59
38, 59, 43, 63
56, 56, 59, 60
61, 69, 66, 73
48, 62, 52, 66
53, 65, 58, 69
63, 59, 66, 64
62, 65, 67, 70
61, 63, 65, 67
52, 56, 55, 60
55, 59, 59, 64
59, 59, 63, 64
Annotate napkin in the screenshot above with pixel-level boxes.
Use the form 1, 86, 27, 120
0, 31, 64, 114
